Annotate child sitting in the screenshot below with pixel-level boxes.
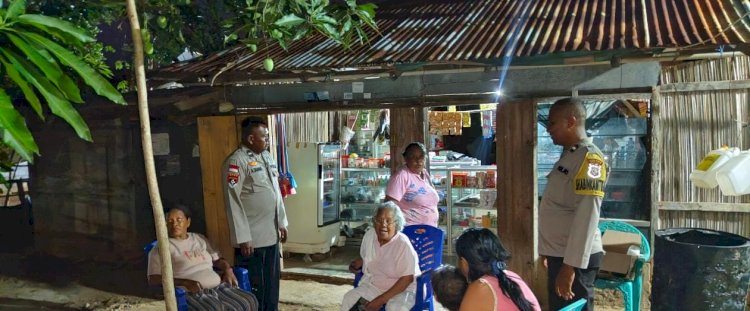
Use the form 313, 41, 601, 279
431, 265, 468, 311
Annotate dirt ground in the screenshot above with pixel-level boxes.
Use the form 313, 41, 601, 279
0, 250, 633, 311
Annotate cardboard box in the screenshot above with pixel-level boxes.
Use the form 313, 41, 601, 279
599, 230, 642, 280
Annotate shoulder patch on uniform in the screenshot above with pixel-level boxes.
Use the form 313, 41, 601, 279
227, 172, 239, 188
573, 152, 607, 197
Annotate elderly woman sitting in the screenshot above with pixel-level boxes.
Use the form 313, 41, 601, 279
147, 204, 258, 310
342, 202, 421, 311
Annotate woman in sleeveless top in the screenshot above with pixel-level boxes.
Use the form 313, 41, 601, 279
455, 228, 541, 311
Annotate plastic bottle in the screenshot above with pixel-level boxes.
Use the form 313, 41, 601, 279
617, 146, 627, 169
626, 137, 636, 169
610, 149, 619, 169
715, 150, 750, 195
602, 143, 613, 167
482, 213, 491, 228
690, 146, 740, 189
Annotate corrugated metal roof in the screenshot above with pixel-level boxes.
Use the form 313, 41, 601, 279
158, 0, 750, 77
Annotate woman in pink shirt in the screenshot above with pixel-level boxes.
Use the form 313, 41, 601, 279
386, 142, 440, 226
455, 228, 541, 311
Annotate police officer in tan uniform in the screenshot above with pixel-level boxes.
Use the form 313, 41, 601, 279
539, 98, 607, 311
223, 117, 288, 311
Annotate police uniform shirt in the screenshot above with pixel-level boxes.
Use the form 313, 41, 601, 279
223, 146, 288, 248
539, 137, 607, 269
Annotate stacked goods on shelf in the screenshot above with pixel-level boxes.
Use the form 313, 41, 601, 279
428, 111, 463, 135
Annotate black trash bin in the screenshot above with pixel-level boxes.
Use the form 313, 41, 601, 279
651, 228, 750, 311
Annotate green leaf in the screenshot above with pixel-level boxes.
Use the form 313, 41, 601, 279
342, 19, 352, 33
0, 88, 39, 162
320, 23, 338, 38
224, 33, 238, 44
354, 25, 368, 44
292, 26, 309, 41
6, 33, 83, 103
1, 49, 92, 141
5, 0, 25, 21
16, 14, 95, 43
271, 29, 283, 39
315, 15, 337, 25
357, 3, 377, 19
20, 32, 126, 105
274, 14, 305, 28
0, 55, 42, 118
277, 38, 287, 50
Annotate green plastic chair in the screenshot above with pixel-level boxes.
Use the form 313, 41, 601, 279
558, 298, 586, 311
595, 220, 651, 311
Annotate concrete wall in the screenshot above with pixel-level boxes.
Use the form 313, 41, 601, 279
28, 117, 205, 262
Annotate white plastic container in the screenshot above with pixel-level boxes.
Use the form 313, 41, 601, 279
689, 147, 740, 188
716, 151, 750, 196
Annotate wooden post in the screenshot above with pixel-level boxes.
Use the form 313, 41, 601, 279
496, 99, 547, 307
650, 88, 662, 242
389, 107, 427, 171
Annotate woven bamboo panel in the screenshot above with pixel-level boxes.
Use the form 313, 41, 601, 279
656, 55, 750, 237
283, 112, 330, 143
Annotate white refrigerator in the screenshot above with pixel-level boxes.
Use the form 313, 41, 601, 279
283, 142, 342, 254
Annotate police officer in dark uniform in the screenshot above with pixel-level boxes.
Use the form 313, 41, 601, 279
223, 117, 288, 311
539, 98, 608, 311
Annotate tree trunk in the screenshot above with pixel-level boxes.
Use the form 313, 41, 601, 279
124, 1, 178, 310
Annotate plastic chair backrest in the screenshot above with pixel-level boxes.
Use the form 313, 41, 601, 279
403, 225, 445, 311
403, 225, 445, 273
596, 220, 651, 311
558, 298, 587, 311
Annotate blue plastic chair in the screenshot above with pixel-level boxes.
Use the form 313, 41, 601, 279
144, 240, 252, 311
558, 298, 587, 311
594, 221, 651, 311
403, 225, 445, 311
352, 225, 445, 311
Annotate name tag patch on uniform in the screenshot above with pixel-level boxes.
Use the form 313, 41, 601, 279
251, 167, 262, 173
574, 152, 607, 197
227, 172, 240, 188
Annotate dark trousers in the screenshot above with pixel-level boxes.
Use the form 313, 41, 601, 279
235, 243, 280, 311
547, 252, 603, 311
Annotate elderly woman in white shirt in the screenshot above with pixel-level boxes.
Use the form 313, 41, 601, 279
342, 202, 421, 311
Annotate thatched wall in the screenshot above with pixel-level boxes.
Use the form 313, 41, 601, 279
654, 55, 750, 238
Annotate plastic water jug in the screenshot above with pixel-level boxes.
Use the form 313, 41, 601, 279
716, 150, 750, 196
689, 147, 739, 188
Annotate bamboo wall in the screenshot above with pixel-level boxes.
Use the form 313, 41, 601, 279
656, 55, 750, 237
282, 112, 330, 143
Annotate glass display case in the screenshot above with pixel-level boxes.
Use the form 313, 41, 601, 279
339, 167, 390, 222
319, 144, 342, 226
430, 165, 498, 255
538, 105, 649, 221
